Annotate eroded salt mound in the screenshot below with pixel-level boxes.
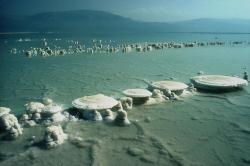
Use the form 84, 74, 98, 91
44, 125, 67, 149
0, 107, 23, 139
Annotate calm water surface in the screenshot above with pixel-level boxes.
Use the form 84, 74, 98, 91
0, 33, 250, 166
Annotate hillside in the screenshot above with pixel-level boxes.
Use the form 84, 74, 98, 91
1, 10, 250, 33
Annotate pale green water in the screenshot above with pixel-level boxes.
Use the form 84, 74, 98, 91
0, 33, 250, 166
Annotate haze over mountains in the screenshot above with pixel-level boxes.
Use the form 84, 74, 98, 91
1, 10, 250, 33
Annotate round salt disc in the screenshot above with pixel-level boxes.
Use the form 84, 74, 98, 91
123, 89, 152, 98
72, 94, 118, 110
150, 81, 188, 91
190, 75, 248, 90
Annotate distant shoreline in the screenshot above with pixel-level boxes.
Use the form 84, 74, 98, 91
1, 31, 250, 35
0, 32, 55, 35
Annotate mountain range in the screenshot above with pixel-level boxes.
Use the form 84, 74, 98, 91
1, 10, 250, 33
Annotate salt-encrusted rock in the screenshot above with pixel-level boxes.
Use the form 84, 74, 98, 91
115, 110, 130, 126
0, 107, 11, 117
44, 125, 67, 149
42, 97, 53, 106
83, 110, 103, 121
25, 102, 45, 113
102, 109, 114, 122
0, 113, 23, 139
120, 97, 133, 110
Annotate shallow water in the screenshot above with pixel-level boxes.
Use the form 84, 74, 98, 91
0, 33, 250, 166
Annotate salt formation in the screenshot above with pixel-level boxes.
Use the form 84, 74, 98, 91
42, 105, 65, 124
142, 89, 169, 105
150, 80, 188, 95
72, 94, 118, 121
123, 89, 152, 105
25, 102, 45, 113
72, 94, 118, 110
152, 89, 168, 100
190, 75, 248, 91
120, 97, 133, 110
114, 110, 131, 126
21, 100, 65, 126
9, 38, 247, 59
0, 107, 23, 139
43, 125, 67, 149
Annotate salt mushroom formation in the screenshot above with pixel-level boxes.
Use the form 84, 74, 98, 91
123, 89, 152, 105
149, 80, 188, 96
72, 94, 118, 121
0, 107, 23, 139
190, 75, 248, 91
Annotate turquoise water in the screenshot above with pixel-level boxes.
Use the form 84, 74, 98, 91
0, 33, 250, 166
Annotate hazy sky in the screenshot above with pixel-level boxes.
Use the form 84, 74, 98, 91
1, 0, 250, 22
